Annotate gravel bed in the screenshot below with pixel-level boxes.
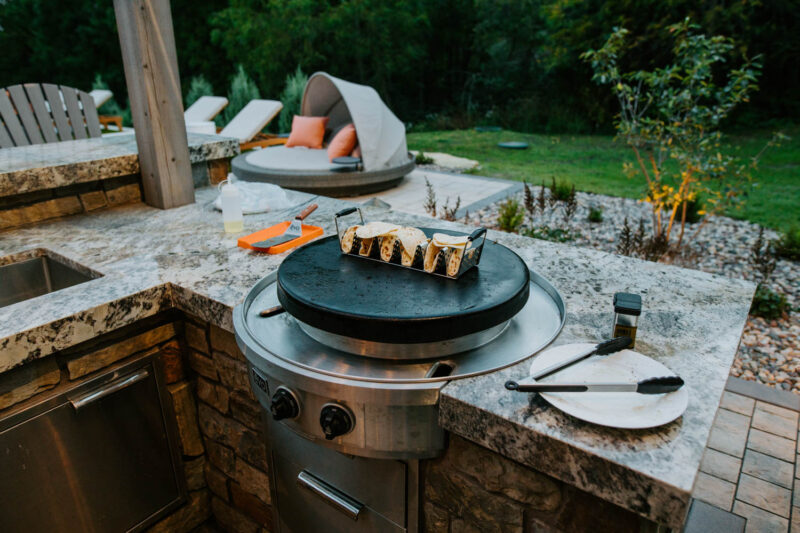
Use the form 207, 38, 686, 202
466, 188, 799, 393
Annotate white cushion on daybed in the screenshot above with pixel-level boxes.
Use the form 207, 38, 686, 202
244, 145, 337, 172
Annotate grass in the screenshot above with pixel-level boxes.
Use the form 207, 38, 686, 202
407, 125, 800, 229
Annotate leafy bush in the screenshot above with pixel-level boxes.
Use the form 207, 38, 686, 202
224, 65, 260, 124
588, 207, 604, 223
550, 177, 573, 202
774, 225, 800, 261
684, 197, 705, 224
497, 198, 524, 233
278, 67, 308, 133
415, 152, 434, 165
750, 285, 789, 320
186, 75, 214, 108
523, 225, 577, 243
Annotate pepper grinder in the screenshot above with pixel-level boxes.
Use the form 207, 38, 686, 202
612, 292, 642, 347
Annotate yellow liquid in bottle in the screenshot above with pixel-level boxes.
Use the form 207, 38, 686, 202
224, 220, 243, 233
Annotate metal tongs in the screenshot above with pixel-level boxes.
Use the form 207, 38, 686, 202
504, 336, 684, 395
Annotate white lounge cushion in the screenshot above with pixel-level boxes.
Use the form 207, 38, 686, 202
220, 99, 282, 143
184, 95, 228, 123
245, 145, 336, 172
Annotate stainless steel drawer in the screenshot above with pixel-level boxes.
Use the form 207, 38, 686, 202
269, 419, 407, 527
273, 451, 406, 533
0, 358, 184, 532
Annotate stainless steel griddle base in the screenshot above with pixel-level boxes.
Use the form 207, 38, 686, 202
236, 269, 565, 385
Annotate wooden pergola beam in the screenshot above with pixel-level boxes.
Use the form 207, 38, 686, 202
113, 0, 194, 209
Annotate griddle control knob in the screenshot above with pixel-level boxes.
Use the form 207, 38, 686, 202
270, 387, 299, 420
320, 404, 353, 440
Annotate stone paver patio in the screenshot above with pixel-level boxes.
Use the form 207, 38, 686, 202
693, 378, 800, 532
342, 168, 521, 218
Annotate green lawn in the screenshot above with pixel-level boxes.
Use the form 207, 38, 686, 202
407, 126, 800, 230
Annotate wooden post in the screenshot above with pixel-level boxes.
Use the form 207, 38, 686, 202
113, 0, 194, 209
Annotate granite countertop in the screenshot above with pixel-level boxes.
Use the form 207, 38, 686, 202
0, 132, 240, 197
0, 188, 754, 528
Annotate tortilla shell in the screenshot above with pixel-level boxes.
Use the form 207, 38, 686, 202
355, 221, 400, 239
431, 233, 471, 249
340, 225, 360, 253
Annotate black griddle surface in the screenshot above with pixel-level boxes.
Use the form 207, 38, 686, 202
276, 231, 530, 344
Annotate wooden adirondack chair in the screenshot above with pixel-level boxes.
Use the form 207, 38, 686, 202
0, 83, 102, 148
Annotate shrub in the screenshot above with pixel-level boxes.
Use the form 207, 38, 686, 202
186, 75, 214, 108
750, 228, 776, 284
523, 182, 535, 217
497, 198, 524, 233
683, 196, 705, 224
774, 225, 800, 261
224, 65, 260, 124
562, 185, 577, 224
415, 152, 434, 165
523, 225, 577, 243
278, 66, 308, 133
550, 177, 573, 202
441, 197, 461, 221
750, 285, 789, 320
423, 177, 437, 217
588, 207, 604, 223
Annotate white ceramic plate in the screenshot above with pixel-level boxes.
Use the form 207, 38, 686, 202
528, 343, 689, 429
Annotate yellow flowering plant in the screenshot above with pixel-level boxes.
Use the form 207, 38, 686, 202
583, 19, 785, 256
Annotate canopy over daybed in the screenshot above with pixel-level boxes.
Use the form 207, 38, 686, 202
232, 72, 414, 197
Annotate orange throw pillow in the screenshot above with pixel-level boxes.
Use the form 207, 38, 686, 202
286, 116, 329, 149
327, 123, 358, 161
351, 144, 362, 158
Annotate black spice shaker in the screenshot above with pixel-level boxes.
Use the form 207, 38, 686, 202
613, 292, 642, 347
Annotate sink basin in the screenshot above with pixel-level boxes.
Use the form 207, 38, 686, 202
0, 252, 101, 308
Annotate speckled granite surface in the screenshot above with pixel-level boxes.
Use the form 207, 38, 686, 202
0, 189, 753, 528
0, 132, 239, 196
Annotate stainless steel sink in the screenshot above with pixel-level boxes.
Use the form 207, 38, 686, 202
0, 252, 101, 308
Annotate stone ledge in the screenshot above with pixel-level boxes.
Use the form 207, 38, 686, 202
726, 376, 800, 412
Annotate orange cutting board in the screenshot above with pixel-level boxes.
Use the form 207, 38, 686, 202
238, 222, 324, 254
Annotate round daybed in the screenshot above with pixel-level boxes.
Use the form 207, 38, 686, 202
232, 72, 415, 197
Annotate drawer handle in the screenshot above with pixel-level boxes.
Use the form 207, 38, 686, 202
297, 470, 363, 520
69, 369, 149, 410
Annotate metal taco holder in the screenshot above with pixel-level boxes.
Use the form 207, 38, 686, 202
333, 207, 488, 279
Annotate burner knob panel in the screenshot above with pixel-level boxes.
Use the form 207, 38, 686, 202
270, 388, 299, 420
320, 404, 353, 440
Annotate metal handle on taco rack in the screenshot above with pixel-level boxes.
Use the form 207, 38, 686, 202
468, 227, 487, 242
334, 207, 365, 241
335, 207, 359, 218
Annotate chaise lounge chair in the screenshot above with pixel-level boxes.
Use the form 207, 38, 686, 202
219, 99, 285, 151
184, 96, 285, 150
231, 72, 414, 197
184, 95, 228, 123
1, 83, 101, 147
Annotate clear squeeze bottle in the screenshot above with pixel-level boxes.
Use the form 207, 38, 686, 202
220, 177, 244, 233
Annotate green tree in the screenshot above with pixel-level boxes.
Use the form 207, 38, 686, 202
186, 75, 214, 107
224, 65, 260, 123
583, 19, 785, 252
278, 67, 308, 133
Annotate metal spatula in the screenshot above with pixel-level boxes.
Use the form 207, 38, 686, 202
253, 203, 318, 249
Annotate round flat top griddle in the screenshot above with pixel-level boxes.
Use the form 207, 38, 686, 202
277, 230, 530, 344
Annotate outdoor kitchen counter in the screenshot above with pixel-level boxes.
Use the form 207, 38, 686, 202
0, 132, 239, 197
0, 187, 754, 529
